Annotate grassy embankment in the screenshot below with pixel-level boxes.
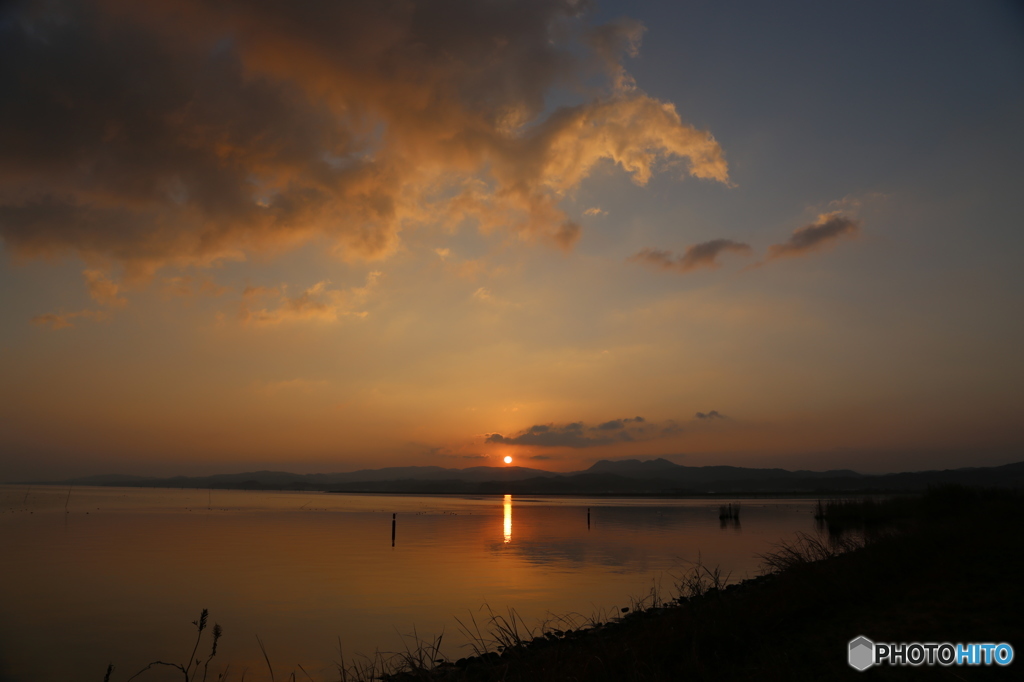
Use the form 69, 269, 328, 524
113, 486, 1023, 681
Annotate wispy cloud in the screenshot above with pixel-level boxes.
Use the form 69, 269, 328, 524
31, 309, 110, 330
765, 212, 859, 261
239, 271, 380, 325
631, 239, 752, 274
471, 286, 521, 309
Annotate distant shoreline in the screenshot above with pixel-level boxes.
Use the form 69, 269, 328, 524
5, 481, 932, 499
10, 458, 1023, 499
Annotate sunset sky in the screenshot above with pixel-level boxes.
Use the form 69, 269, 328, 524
1, 0, 1022, 481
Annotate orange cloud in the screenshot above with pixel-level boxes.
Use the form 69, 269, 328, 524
30, 269, 128, 329
239, 272, 380, 325
82, 270, 128, 308
0, 0, 729, 280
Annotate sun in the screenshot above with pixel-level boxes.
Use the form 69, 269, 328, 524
503, 455, 513, 464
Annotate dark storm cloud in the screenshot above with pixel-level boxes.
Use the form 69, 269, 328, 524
766, 213, 859, 260
630, 239, 752, 274
0, 0, 729, 280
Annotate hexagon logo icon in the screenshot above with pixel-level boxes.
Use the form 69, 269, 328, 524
849, 636, 874, 671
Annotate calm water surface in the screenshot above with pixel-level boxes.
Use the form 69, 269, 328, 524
0, 485, 820, 681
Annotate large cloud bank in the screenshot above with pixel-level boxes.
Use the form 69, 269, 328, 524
0, 0, 729, 278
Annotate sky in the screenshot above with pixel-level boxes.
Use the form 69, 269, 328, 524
1, 0, 1022, 481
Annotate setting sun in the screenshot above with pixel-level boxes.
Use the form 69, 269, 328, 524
503, 456, 513, 464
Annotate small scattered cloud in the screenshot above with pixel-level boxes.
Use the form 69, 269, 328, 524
765, 212, 859, 261
83, 270, 128, 308
31, 309, 110, 330
631, 239, 752, 274
583, 207, 608, 217
161, 276, 229, 298
32, 269, 127, 329
695, 410, 726, 420
472, 287, 495, 303
472, 286, 521, 309
437, 253, 509, 282
239, 271, 380, 325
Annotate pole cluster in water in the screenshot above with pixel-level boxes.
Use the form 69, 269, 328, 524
718, 503, 740, 521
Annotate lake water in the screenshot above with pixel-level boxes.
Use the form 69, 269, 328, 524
0, 485, 820, 681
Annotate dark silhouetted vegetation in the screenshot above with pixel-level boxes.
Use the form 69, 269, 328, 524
120, 609, 223, 682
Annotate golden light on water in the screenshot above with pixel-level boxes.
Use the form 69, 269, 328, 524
503, 494, 512, 544
503, 456, 513, 464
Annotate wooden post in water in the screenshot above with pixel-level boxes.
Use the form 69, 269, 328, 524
587, 507, 590, 529
391, 513, 396, 547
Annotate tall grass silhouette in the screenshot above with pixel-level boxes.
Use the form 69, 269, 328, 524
120, 608, 222, 682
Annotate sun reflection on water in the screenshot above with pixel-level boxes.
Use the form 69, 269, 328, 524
503, 494, 512, 543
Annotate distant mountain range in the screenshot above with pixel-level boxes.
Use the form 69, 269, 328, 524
42, 457, 1024, 495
